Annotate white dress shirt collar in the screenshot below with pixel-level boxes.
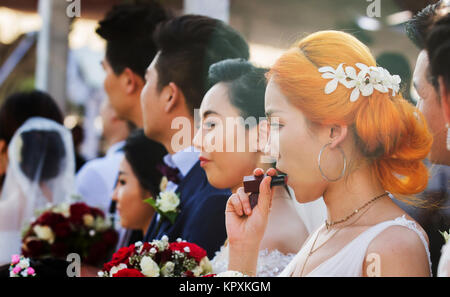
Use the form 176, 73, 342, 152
106, 141, 126, 157
163, 146, 199, 177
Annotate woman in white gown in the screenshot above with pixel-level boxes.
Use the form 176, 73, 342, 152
225, 31, 433, 277
193, 59, 326, 276
0, 117, 75, 265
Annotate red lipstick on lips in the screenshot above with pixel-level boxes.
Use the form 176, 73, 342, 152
199, 156, 210, 167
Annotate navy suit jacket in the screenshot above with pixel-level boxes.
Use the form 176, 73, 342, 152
144, 161, 231, 259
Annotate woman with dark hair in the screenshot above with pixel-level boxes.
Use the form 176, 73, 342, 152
112, 129, 167, 248
0, 90, 64, 193
193, 59, 325, 276
0, 117, 74, 265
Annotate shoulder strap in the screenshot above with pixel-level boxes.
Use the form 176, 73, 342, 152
341, 215, 432, 275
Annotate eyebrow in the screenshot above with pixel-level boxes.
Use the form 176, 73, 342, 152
202, 110, 221, 118
265, 109, 282, 118
118, 171, 126, 176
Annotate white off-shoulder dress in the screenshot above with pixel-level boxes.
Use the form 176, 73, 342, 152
279, 215, 432, 277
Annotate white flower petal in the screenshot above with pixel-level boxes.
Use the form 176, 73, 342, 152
350, 88, 360, 102
356, 63, 369, 72
392, 75, 401, 84
324, 79, 338, 94
345, 66, 357, 79
344, 79, 357, 88
321, 72, 335, 79
361, 83, 374, 96
318, 66, 336, 73
373, 84, 388, 93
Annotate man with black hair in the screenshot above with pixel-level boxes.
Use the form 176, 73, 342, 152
405, 0, 450, 276
140, 14, 250, 258
96, 1, 169, 127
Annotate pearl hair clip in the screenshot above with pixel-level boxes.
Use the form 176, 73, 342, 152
318, 63, 401, 102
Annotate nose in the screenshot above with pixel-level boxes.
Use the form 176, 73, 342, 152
111, 184, 119, 203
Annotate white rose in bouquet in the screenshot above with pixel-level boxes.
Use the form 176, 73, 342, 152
33, 225, 55, 244
140, 256, 160, 277
160, 261, 175, 276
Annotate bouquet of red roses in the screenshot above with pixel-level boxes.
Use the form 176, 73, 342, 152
99, 236, 212, 277
21, 202, 118, 266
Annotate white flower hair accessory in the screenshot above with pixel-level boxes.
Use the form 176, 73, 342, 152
318, 63, 401, 102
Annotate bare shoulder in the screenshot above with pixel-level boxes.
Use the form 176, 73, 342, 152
363, 220, 430, 277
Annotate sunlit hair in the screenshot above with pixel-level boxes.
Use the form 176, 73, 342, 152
268, 30, 433, 203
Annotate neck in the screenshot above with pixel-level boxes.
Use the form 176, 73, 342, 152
132, 105, 144, 128
105, 134, 127, 150
322, 164, 386, 224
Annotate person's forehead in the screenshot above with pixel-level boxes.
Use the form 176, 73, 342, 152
265, 78, 288, 111
200, 83, 229, 113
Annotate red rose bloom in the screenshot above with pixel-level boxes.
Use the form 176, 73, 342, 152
184, 270, 195, 277
104, 244, 135, 271
169, 242, 207, 263
35, 212, 67, 228
113, 268, 145, 277
89, 207, 105, 218
141, 242, 155, 253
69, 202, 91, 224
53, 220, 71, 238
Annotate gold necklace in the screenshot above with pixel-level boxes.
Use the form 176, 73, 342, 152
325, 192, 389, 230
299, 192, 388, 276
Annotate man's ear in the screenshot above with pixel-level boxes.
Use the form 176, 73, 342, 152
439, 76, 450, 124
163, 82, 183, 113
122, 68, 144, 95
328, 124, 348, 149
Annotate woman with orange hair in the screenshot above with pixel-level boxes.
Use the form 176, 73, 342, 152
225, 30, 433, 276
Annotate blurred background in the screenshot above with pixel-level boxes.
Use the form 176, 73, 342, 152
0, 0, 440, 159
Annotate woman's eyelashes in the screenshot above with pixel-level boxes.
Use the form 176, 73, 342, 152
269, 119, 284, 129
203, 120, 217, 130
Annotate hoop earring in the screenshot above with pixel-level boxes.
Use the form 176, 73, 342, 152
318, 143, 347, 182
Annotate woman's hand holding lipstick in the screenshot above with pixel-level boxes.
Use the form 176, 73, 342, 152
225, 167, 277, 276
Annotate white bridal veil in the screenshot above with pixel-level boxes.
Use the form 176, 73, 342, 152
0, 117, 75, 265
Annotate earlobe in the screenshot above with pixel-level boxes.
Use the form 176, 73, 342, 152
164, 82, 179, 113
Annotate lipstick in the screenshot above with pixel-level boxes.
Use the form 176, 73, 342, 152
199, 156, 210, 167
243, 174, 287, 209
